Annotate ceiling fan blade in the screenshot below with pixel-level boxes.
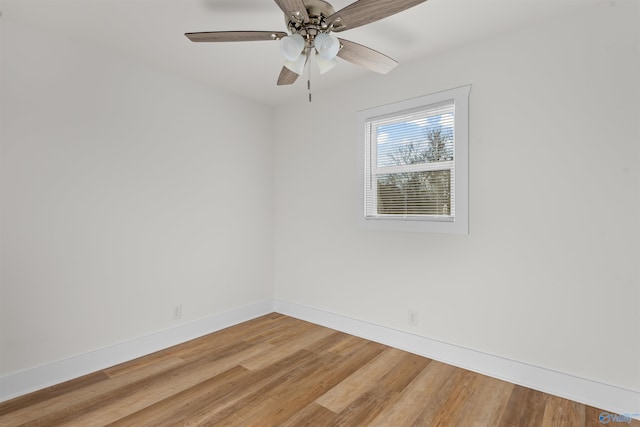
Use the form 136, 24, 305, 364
277, 66, 300, 85
273, 0, 310, 23
337, 38, 398, 74
185, 31, 287, 42
327, 0, 427, 32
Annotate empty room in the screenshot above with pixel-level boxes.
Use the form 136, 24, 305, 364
1, 0, 639, 425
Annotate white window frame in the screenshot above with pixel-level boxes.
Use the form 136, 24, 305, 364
357, 85, 471, 234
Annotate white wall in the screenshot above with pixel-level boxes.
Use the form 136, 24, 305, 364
1, 0, 638, 407
0, 18, 274, 376
274, 1, 640, 393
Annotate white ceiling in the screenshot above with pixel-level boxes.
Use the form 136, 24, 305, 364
3, 0, 604, 106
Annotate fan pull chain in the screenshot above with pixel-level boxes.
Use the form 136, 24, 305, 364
308, 55, 312, 103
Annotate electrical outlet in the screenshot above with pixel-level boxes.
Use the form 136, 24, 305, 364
173, 304, 182, 320
408, 309, 418, 326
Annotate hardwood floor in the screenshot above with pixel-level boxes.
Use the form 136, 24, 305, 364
0, 313, 636, 426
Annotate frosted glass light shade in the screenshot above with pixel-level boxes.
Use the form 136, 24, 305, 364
314, 33, 340, 60
280, 34, 305, 61
284, 52, 307, 74
315, 54, 337, 74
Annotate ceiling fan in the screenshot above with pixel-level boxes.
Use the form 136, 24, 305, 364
185, 0, 428, 86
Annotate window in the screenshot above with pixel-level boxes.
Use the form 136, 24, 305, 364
357, 85, 470, 234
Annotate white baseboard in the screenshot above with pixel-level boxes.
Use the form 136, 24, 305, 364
3, 297, 638, 421
274, 298, 640, 419
0, 299, 274, 403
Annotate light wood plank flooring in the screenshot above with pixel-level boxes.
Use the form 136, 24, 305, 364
0, 313, 636, 426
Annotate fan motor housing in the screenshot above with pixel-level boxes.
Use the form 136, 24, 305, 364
302, 0, 335, 19
286, 0, 341, 37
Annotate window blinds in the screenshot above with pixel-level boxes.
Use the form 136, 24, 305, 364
364, 100, 455, 219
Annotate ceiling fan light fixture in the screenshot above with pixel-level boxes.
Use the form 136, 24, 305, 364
284, 52, 307, 74
186, 0, 427, 87
315, 53, 337, 74
314, 33, 340, 60
280, 34, 306, 61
